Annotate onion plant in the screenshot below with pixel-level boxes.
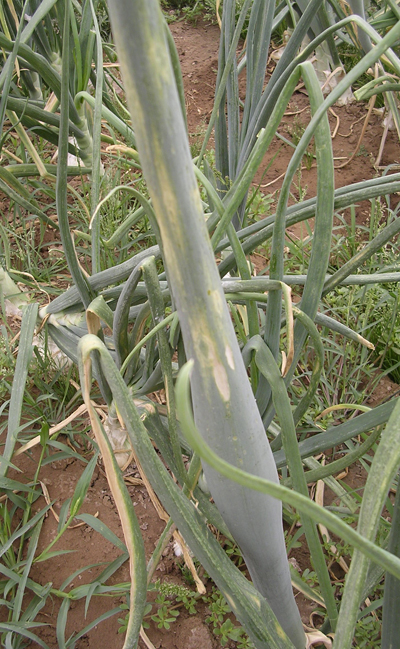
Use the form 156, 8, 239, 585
0, 0, 135, 234
1, 0, 94, 164
4, 0, 400, 647
76, 2, 400, 647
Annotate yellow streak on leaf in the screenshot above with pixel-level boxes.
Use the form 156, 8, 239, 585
213, 361, 230, 402
225, 345, 235, 371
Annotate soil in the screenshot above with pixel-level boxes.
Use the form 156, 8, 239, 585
1, 14, 400, 649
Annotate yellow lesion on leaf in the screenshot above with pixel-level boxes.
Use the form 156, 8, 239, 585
275, 621, 288, 639
213, 361, 230, 402
225, 345, 235, 371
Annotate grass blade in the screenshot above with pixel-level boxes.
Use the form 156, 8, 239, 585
0, 622, 50, 649
381, 477, 400, 648
334, 399, 400, 648
0, 303, 38, 477
76, 513, 127, 553
13, 518, 44, 622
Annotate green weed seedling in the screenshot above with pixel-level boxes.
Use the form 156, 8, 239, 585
181, 1, 221, 26
153, 579, 254, 646
354, 613, 382, 649
243, 186, 275, 228
141, 580, 198, 632
149, 579, 200, 628
205, 588, 231, 626
150, 593, 181, 630
286, 119, 316, 172
204, 588, 255, 648
117, 601, 131, 634
284, 529, 303, 555
0, 328, 16, 401
123, 577, 256, 647
301, 568, 319, 588
224, 539, 245, 567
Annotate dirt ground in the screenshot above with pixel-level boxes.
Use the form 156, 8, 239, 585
2, 15, 400, 649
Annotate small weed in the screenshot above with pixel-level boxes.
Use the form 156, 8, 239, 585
117, 602, 131, 634
213, 618, 248, 647
223, 539, 245, 567
322, 538, 353, 564
355, 144, 370, 158
190, 121, 210, 158
157, 579, 199, 614
138, 580, 199, 633
354, 613, 382, 648
182, 1, 218, 25
205, 589, 231, 625
151, 593, 181, 629
204, 588, 255, 648
161, 0, 218, 25
175, 590, 198, 614
0, 328, 16, 400
292, 169, 308, 202
287, 119, 316, 171
284, 530, 303, 554
301, 568, 319, 588
120, 579, 255, 647
244, 186, 275, 227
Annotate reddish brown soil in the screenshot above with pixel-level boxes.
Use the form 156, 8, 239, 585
1, 15, 400, 649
